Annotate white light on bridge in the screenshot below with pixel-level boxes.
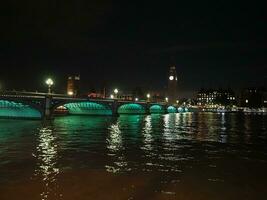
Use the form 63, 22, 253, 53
165, 97, 169, 102
68, 91, 74, 96
114, 88, 119, 94
45, 78, 54, 94
135, 98, 139, 101
110, 94, 114, 99
45, 78, 54, 86
146, 93, 150, 98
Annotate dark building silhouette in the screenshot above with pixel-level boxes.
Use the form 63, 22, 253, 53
67, 75, 80, 97
167, 66, 178, 104
239, 87, 267, 108
132, 87, 145, 100
197, 88, 236, 107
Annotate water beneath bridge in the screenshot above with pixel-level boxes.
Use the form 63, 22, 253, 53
0, 113, 267, 200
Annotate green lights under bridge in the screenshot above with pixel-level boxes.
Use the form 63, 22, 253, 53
0, 96, 189, 120
0, 100, 42, 119
62, 102, 186, 116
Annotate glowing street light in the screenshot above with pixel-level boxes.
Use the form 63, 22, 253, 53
114, 88, 119, 94
68, 91, 74, 96
110, 94, 114, 99
165, 97, 169, 102
113, 88, 119, 99
176, 100, 179, 104
146, 93, 150, 99
245, 99, 248, 104
135, 97, 139, 101
45, 78, 54, 94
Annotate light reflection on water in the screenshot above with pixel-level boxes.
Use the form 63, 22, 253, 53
142, 115, 153, 152
0, 113, 267, 199
34, 125, 61, 200
106, 120, 128, 173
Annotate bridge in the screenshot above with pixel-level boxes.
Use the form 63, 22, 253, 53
0, 91, 188, 120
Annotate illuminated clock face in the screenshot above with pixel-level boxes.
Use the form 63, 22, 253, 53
169, 76, 174, 80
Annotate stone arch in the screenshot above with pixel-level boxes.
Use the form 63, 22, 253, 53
150, 104, 165, 114
177, 107, 184, 113
63, 101, 112, 115
118, 103, 146, 114
167, 106, 177, 113
0, 100, 42, 119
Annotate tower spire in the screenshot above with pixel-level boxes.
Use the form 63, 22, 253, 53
167, 65, 178, 104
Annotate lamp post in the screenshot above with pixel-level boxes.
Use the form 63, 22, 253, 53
165, 97, 169, 103
44, 78, 54, 119
46, 78, 54, 94
114, 88, 119, 99
146, 93, 150, 102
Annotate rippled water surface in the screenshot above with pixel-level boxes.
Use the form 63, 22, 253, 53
0, 113, 267, 200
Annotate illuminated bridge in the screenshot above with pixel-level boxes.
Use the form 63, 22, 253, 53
0, 92, 188, 120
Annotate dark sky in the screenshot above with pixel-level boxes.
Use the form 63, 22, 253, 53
1, 1, 267, 97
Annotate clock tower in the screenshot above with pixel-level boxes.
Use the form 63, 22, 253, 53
167, 66, 178, 104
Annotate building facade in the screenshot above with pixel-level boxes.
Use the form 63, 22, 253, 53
67, 75, 80, 97
197, 88, 236, 107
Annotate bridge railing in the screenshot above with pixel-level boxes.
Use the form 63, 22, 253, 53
0, 91, 168, 105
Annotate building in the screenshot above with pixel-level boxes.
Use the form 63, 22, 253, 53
167, 66, 178, 104
117, 94, 133, 100
197, 88, 236, 107
239, 87, 267, 108
151, 91, 165, 103
67, 75, 80, 97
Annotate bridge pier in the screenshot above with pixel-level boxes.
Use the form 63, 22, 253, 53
145, 102, 151, 114
44, 95, 53, 120
112, 100, 119, 116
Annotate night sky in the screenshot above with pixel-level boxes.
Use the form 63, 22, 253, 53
1, 1, 267, 97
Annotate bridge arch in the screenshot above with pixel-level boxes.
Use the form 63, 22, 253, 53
177, 107, 184, 113
178, 107, 190, 113
118, 103, 146, 114
150, 104, 165, 114
63, 102, 112, 115
167, 106, 177, 113
0, 100, 42, 119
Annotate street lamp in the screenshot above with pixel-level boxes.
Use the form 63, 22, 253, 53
68, 91, 74, 96
114, 88, 119, 98
45, 78, 54, 94
176, 100, 179, 104
146, 93, 150, 102
165, 97, 169, 102
135, 97, 139, 101
110, 94, 114, 99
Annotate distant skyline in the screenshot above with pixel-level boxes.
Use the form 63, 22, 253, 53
1, 1, 266, 97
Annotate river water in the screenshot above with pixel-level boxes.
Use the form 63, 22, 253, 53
0, 113, 267, 200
